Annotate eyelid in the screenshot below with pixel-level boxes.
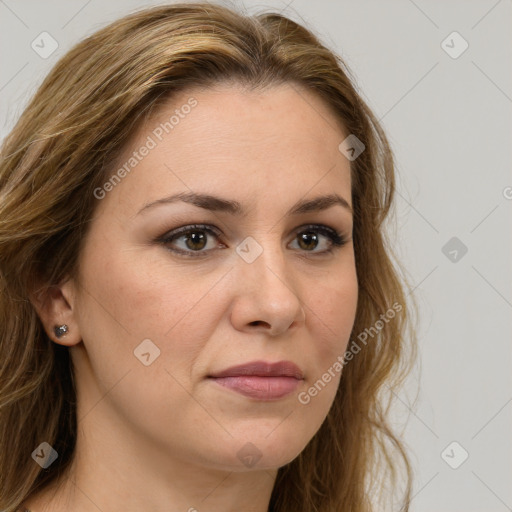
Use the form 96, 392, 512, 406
159, 223, 222, 238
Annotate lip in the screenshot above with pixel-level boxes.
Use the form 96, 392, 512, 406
208, 360, 304, 401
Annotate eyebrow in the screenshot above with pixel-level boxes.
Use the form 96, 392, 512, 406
137, 191, 352, 216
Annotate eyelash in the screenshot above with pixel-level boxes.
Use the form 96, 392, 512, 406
157, 223, 348, 258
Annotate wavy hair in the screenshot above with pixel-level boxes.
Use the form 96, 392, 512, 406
0, 3, 417, 511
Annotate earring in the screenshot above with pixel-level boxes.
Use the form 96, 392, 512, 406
54, 324, 69, 338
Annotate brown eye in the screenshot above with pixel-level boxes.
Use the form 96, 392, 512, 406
297, 231, 319, 251
183, 231, 208, 251
160, 224, 221, 256
290, 225, 347, 255
159, 223, 347, 258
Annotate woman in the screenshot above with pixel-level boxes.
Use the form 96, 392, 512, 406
0, 3, 416, 511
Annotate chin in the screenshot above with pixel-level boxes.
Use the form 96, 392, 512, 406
210, 425, 312, 471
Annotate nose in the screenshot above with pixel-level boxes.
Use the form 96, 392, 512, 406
229, 240, 306, 337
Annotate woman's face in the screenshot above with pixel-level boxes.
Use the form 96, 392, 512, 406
61, 83, 358, 474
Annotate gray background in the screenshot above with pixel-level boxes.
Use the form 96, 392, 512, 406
1, 0, 511, 510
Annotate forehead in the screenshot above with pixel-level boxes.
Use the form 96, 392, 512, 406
96, 83, 352, 218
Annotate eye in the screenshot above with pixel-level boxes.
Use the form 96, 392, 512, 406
158, 223, 348, 258
290, 224, 347, 255
158, 224, 222, 257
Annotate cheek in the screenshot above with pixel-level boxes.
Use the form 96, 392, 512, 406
83, 237, 196, 335
73, 245, 217, 430
78, 241, 227, 385
307, 269, 358, 362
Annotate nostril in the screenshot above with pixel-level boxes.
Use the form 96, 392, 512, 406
250, 321, 267, 327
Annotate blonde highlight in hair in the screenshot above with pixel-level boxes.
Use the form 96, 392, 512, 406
0, 3, 417, 511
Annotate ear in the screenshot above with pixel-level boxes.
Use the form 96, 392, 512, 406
29, 277, 82, 347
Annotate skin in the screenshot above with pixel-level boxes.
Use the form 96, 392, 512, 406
27, 83, 358, 512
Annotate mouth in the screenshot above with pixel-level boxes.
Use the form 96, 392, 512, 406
207, 360, 304, 401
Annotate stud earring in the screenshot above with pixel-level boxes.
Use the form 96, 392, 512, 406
54, 324, 69, 338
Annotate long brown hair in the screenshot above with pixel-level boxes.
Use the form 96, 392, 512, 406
0, 3, 417, 511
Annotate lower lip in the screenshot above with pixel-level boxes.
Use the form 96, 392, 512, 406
209, 376, 301, 400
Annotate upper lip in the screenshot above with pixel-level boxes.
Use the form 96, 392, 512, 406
208, 360, 304, 379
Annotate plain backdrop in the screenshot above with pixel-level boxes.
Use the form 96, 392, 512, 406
1, 1, 511, 510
